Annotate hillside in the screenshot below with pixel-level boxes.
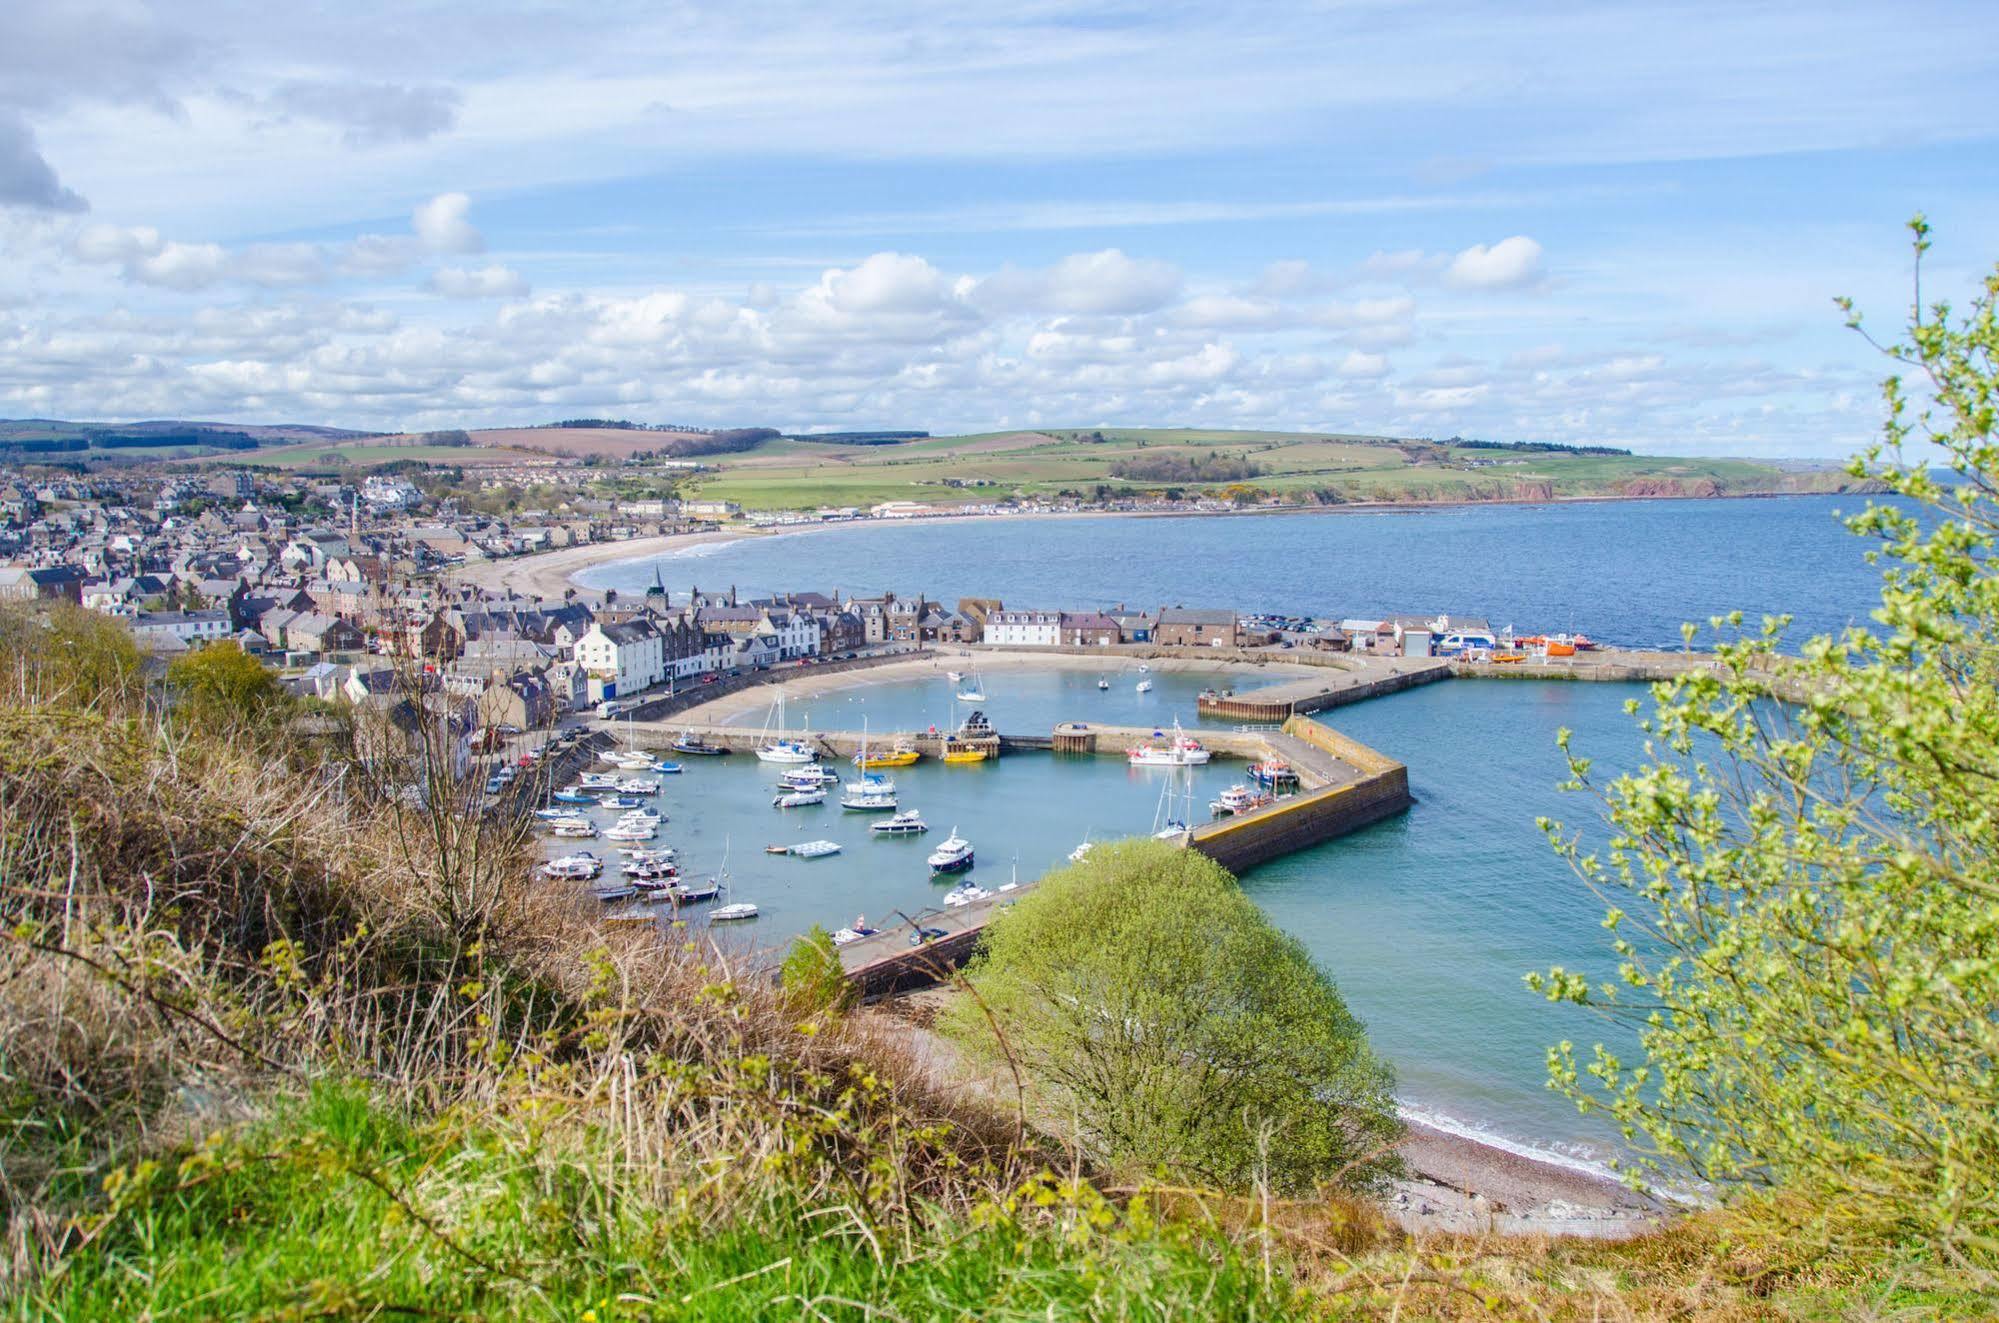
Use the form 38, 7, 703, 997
679, 427, 1866, 511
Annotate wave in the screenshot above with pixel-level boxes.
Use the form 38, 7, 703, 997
1398, 1101, 1711, 1206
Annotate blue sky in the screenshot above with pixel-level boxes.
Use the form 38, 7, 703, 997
1, 1, 1994, 455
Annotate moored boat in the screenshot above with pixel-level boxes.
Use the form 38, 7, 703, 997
1209, 784, 1266, 817
671, 732, 728, 756
1127, 721, 1211, 766
871, 809, 929, 835
773, 788, 827, 808
539, 852, 603, 880
710, 902, 759, 922
927, 828, 974, 873
942, 881, 991, 907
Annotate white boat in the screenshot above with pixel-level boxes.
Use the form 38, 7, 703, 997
842, 788, 898, 811
832, 920, 879, 946
780, 765, 840, 789
927, 828, 974, 873
1151, 767, 1194, 841
945, 670, 964, 682
773, 788, 827, 808
871, 809, 929, 835
578, 771, 620, 788
790, 840, 842, 859
1068, 837, 1094, 863
603, 750, 654, 770
539, 852, 603, 880
551, 821, 598, 838
1135, 679, 1154, 693
615, 776, 660, 794
1127, 721, 1211, 767
667, 879, 721, 904
623, 859, 679, 881
954, 664, 986, 703
1138, 663, 1150, 672
943, 882, 991, 907
617, 808, 663, 826
1097, 676, 1110, 690
1210, 784, 1262, 817
604, 822, 656, 842
540, 815, 593, 833
754, 689, 815, 763
618, 846, 677, 863
710, 902, 760, 922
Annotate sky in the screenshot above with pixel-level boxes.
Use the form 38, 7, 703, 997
0, 1, 1994, 456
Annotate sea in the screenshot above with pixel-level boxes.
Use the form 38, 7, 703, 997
573, 495, 1900, 1173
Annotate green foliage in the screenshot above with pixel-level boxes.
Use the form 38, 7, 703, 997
943, 840, 1401, 1196
165, 641, 290, 732
1533, 221, 1999, 1281
779, 923, 854, 1014
0, 602, 146, 711
23, 1080, 1292, 1321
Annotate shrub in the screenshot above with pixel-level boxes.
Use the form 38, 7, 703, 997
943, 840, 1401, 1195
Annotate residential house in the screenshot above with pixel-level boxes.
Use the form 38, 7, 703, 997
985, 609, 1061, 647
1153, 608, 1242, 648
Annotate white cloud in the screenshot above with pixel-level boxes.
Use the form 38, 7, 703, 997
1336, 350, 1389, 379
429, 263, 528, 298
973, 249, 1181, 316
412, 192, 483, 254
1444, 236, 1544, 290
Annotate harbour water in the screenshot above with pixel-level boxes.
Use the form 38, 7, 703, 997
566, 494, 1902, 1170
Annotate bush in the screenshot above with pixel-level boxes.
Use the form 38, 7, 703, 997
1533, 221, 1999, 1280
943, 840, 1401, 1195
779, 923, 854, 1013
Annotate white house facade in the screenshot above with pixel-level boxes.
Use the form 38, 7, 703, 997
985, 609, 1060, 647
574, 619, 666, 696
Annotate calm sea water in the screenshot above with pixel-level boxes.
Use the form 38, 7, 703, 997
564, 495, 1899, 1168
582, 495, 1893, 648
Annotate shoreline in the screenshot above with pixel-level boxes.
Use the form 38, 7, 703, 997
1391, 1117, 1671, 1239
458, 486, 1864, 601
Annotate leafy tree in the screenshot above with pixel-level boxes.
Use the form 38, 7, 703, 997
1533, 221, 1999, 1276
166, 642, 290, 732
0, 603, 146, 711
943, 840, 1400, 1195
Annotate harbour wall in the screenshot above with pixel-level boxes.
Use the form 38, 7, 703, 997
619, 647, 932, 723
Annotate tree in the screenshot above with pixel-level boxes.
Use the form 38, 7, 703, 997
1532, 221, 1999, 1277
166, 642, 289, 732
942, 840, 1400, 1195
779, 924, 854, 1014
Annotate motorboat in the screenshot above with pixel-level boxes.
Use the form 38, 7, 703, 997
578, 771, 620, 788
927, 829, 974, 874
1067, 838, 1094, 863
539, 852, 603, 880
945, 670, 963, 682
603, 750, 655, 770
773, 788, 827, 808
551, 821, 598, 839
1135, 679, 1154, 693
943, 882, 991, 907
615, 776, 661, 794
617, 807, 663, 826
1209, 784, 1264, 817
780, 763, 839, 786
590, 884, 639, 904
832, 920, 879, 946
540, 815, 593, 833
533, 806, 577, 820
618, 846, 677, 863
604, 822, 657, 842
671, 733, 728, 756
551, 789, 597, 805
1247, 760, 1298, 787
1127, 722, 1211, 767
1097, 676, 1110, 690
648, 759, 684, 774
854, 738, 919, 768
623, 859, 679, 881
709, 902, 759, 922
667, 879, 721, 904
871, 809, 929, 835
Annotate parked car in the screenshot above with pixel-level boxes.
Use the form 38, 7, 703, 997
909, 927, 949, 946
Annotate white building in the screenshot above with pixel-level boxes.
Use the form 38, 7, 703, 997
757, 609, 820, 661
574, 618, 666, 696
683, 499, 740, 518
129, 609, 232, 648
985, 609, 1061, 647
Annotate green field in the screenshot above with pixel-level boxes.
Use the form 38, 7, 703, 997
678, 427, 1845, 511
226, 442, 544, 469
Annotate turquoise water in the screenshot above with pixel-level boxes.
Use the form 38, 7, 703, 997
582, 494, 1895, 649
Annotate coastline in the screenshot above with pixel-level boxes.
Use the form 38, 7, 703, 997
456, 486, 1864, 601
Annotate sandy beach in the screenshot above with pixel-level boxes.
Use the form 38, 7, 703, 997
455, 528, 746, 599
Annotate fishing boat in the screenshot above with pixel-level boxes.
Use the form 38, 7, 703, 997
551, 821, 598, 839
539, 852, 603, 880
871, 809, 929, 835
942, 709, 996, 764
854, 738, 920, 769
1247, 759, 1298, 787
943, 881, 991, 907
671, 732, 728, 756
709, 902, 759, 922
927, 828, 974, 874
1209, 784, 1265, 817
1135, 679, 1154, 693
615, 776, 660, 794
1127, 721, 1211, 766
773, 788, 826, 808
941, 747, 989, 764
754, 689, 815, 763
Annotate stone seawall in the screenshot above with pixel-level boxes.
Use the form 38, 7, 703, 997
1186, 715, 1411, 874
619, 648, 931, 723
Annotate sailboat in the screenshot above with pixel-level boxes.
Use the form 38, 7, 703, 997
754, 687, 815, 764
842, 722, 899, 810
1097, 675, 1110, 690
1151, 766, 1195, 841
954, 664, 986, 702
